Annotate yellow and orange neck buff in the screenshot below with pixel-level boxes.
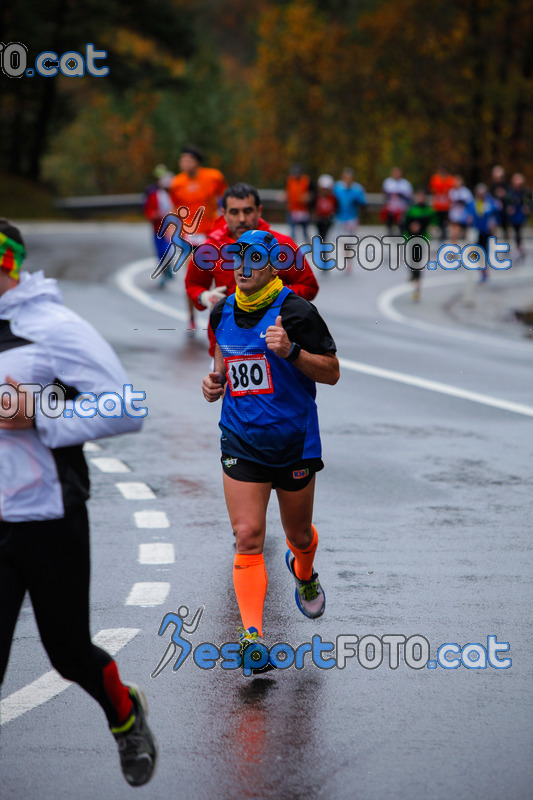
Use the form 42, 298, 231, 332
235, 276, 283, 312
0, 232, 25, 280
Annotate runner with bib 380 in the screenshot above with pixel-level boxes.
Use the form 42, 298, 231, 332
201, 229, 339, 674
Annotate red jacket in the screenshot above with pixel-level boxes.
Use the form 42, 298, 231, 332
185, 216, 319, 355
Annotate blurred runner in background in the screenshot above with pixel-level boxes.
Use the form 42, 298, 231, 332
505, 173, 532, 262
334, 168, 366, 237
169, 146, 227, 334
466, 184, 498, 282
429, 165, 455, 241
380, 167, 413, 235
403, 189, 438, 302
285, 164, 312, 242
489, 165, 510, 240
313, 174, 337, 241
185, 182, 319, 358
448, 175, 474, 243
143, 164, 174, 288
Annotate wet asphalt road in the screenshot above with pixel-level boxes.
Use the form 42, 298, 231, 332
0, 223, 532, 800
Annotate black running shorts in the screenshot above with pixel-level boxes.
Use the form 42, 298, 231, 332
221, 453, 323, 491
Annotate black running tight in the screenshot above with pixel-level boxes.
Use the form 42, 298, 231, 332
0, 505, 127, 727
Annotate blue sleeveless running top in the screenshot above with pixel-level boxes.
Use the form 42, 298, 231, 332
217, 287, 322, 466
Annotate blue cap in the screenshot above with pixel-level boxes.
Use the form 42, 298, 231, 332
236, 229, 280, 251
235, 230, 283, 276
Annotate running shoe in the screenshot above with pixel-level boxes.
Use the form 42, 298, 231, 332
238, 626, 275, 675
285, 550, 326, 619
186, 318, 196, 337
111, 685, 158, 787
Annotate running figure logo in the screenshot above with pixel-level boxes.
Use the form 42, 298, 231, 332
151, 604, 205, 677
150, 206, 205, 279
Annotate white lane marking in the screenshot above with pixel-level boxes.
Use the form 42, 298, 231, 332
115, 256, 531, 417
115, 258, 188, 321
134, 510, 170, 528
118, 256, 531, 354
83, 442, 101, 452
339, 357, 533, 417
138, 543, 175, 564
0, 628, 139, 725
125, 582, 170, 607
90, 457, 130, 473
377, 276, 533, 352
116, 482, 156, 500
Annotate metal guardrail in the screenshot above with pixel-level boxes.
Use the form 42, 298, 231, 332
53, 190, 385, 216
54, 193, 146, 211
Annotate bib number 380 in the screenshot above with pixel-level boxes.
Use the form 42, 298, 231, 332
224, 355, 273, 396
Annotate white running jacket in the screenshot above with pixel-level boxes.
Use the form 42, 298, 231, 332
0, 271, 143, 522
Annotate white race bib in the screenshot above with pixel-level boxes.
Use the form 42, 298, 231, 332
224, 355, 273, 396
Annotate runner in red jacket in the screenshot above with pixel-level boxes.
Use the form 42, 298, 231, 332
185, 183, 319, 355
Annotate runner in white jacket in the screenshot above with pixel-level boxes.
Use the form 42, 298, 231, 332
0, 219, 157, 787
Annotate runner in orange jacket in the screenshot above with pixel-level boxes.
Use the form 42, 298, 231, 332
185, 183, 319, 356
168, 145, 227, 334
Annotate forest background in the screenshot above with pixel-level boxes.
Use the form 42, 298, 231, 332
1, 0, 532, 215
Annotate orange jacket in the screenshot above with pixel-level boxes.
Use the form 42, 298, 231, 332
429, 174, 456, 212
169, 168, 227, 234
286, 175, 311, 213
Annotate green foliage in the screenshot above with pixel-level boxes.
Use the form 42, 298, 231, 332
149, 52, 235, 175
42, 93, 158, 195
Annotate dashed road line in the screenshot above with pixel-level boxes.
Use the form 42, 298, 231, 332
0, 628, 140, 725
116, 481, 156, 500
125, 582, 170, 607
138, 542, 175, 564
83, 442, 101, 452
134, 510, 170, 528
90, 457, 130, 473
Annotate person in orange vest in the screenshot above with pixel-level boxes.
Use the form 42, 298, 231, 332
285, 164, 312, 242
429, 165, 456, 241
168, 145, 227, 334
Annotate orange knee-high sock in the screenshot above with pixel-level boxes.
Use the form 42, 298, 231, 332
233, 553, 268, 636
286, 524, 318, 581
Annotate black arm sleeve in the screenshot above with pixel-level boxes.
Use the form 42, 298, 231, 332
277, 294, 336, 354
209, 293, 336, 355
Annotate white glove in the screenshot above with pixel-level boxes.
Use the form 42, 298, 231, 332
199, 286, 227, 310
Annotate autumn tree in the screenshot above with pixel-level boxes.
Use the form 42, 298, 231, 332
0, 0, 194, 180
246, 0, 533, 187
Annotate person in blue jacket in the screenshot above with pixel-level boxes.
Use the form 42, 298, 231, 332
334, 168, 366, 236
466, 184, 498, 281
202, 229, 339, 672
